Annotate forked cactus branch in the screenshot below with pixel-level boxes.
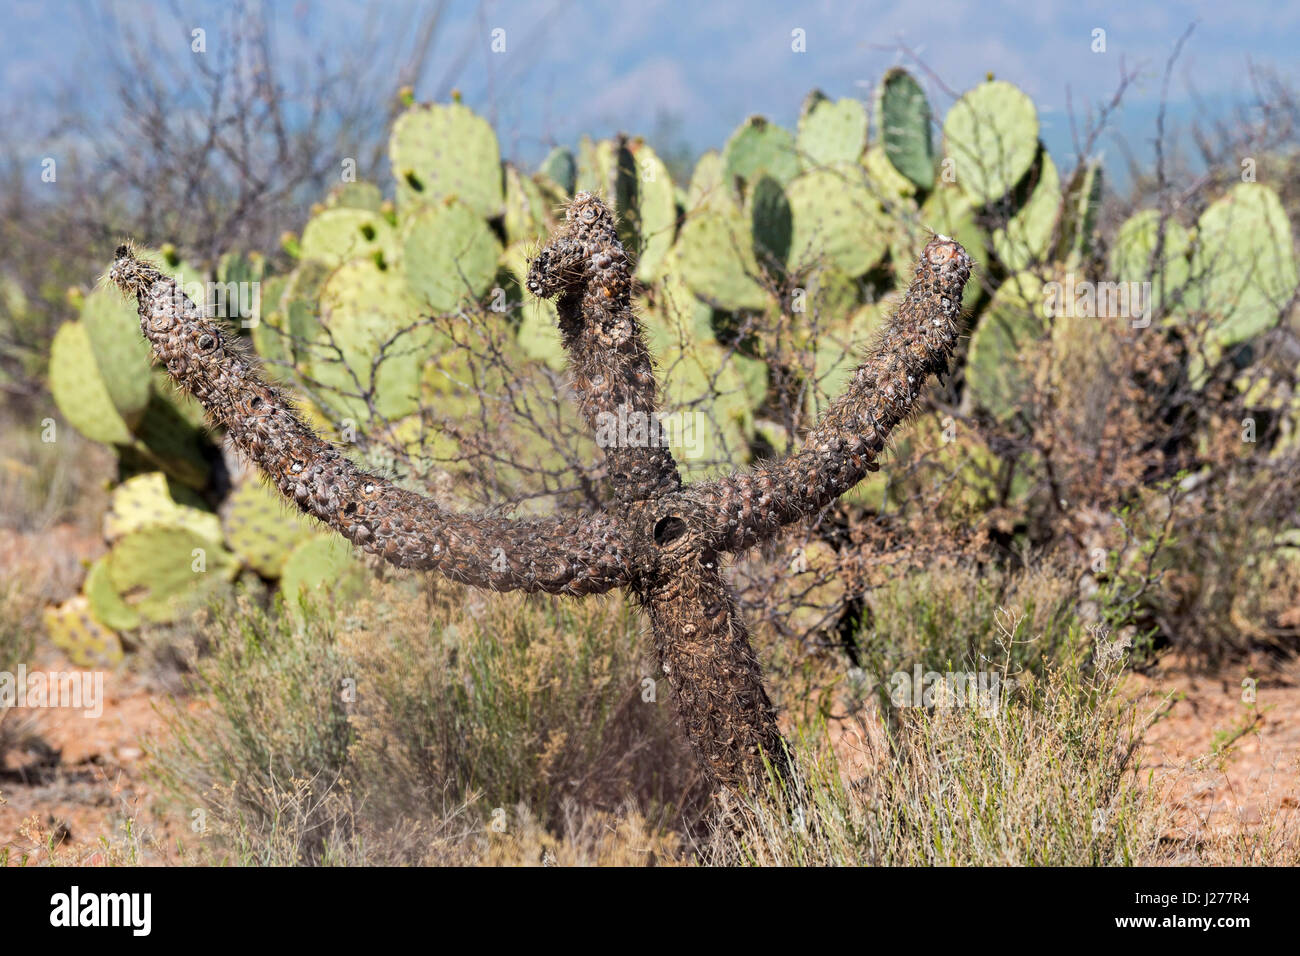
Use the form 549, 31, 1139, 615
108, 192, 971, 797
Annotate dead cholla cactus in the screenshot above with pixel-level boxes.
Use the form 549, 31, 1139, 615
108, 194, 972, 797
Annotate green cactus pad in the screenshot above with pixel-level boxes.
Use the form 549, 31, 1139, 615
1188, 182, 1297, 347
1108, 209, 1190, 320
748, 175, 792, 271
943, 80, 1039, 205
876, 68, 936, 191
628, 140, 678, 282
279, 534, 367, 613
307, 256, 427, 422
325, 181, 384, 212
801, 268, 861, 332
810, 296, 895, 412
800, 89, 830, 123
659, 341, 757, 473
539, 146, 576, 195
43, 594, 124, 667
965, 271, 1046, 423
503, 163, 549, 243
1055, 159, 1104, 268
84, 556, 142, 633
222, 478, 318, 577
785, 164, 889, 277
300, 207, 400, 268
401, 198, 502, 313
722, 116, 799, 188
278, 258, 335, 359
863, 145, 919, 199
106, 525, 238, 624
80, 286, 153, 420
574, 135, 605, 196
103, 470, 221, 543
990, 150, 1061, 272
250, 273, 292, 372
49, 321, 135, 445
797, 96, 868, 168
390, 102, 504, 217
676, 194, 770, 311
686, 150, 726, 211
129, 382, 212, 489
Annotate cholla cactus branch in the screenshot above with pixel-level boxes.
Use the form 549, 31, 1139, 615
108, 196, 972, 797
108, 245, 631, 596
683, 238, 972, 554
526, 192, 682, 504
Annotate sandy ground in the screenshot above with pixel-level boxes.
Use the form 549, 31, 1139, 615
1128, 658, 1300, 859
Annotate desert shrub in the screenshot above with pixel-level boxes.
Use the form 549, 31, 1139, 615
151, 580, 698, 865
707, 641, 1166, 866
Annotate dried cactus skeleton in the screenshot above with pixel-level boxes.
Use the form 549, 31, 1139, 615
108, 192, 971, 796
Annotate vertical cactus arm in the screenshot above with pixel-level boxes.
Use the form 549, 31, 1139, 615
107, 244, 631, 596
684, 236, 973, 555
640, 546, 789, 790
527, 192, 683, 504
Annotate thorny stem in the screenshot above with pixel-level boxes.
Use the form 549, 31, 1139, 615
108, 196, 971, 798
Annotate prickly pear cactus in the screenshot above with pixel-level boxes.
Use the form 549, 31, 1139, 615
1109, 209, 1190, 319
49, 320, 135, 445
401, 198, 501, 312
106, 526, 238, 624
723, 115, 800, 188
943, 80, 1039, 205
222, 478, 319, 578
304, 255, 429, 422
390, 101, 504, 217
44, 595, 124, 667
1188, 182, 1297, 347
279, 534, 368, 623
80, 285, 153, 420
300, 207, 400, 267
876, 68, 935, 191
965, 271, 1046, 423
797, 96, 868, 168
990, 150, 1061, 271
676, 154, 770, 310
103, 471, 221, 543
539, 146, 576, 195
785, 164, 889, 276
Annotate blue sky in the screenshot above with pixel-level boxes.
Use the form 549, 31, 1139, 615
4, 0, 1297, 179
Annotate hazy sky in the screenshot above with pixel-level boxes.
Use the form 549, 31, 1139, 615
4, 0, 1296, 176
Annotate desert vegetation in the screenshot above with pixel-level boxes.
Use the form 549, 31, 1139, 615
2, 9, 1299, 868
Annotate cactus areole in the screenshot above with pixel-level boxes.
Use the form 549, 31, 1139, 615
109, 193, 972, 798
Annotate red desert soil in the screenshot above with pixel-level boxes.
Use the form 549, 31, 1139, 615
1127, 657, 1300, 856
0, 656, 199, 865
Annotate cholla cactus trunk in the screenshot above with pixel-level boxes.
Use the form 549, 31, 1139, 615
108, 196, 971, 800
527, 193, 787, 785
